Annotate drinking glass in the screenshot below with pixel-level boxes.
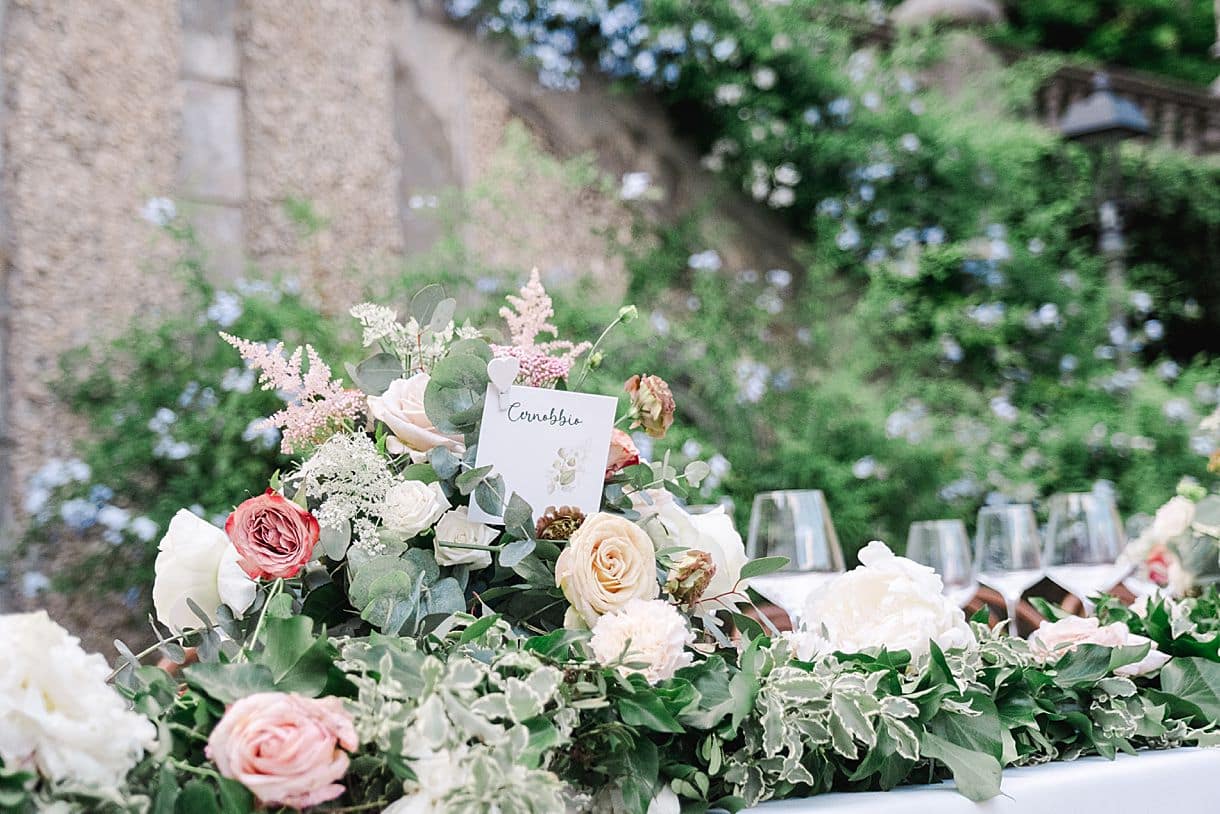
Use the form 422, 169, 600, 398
906, 520, 977, 607
746, 490, 846, 626
1043, 491, 1129, 613
974, 504, 1043, 635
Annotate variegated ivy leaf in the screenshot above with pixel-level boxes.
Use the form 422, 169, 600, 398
885, 718, 921, 761
471, 693, 510, 721
524, 666, 563, 702
443, 692, 506, 744
1090, 701, 1136, 738
792, 716, 832, 744
504, 676, 546, 722
831, 693, 877, 749
940, 697, 982, 717
761, 696, 788, 757
829, 711, 860, 759
415, 695, 452, 748
1096, 676, 1138, 698
447, 659, 485, 691
879, 695, 920, 720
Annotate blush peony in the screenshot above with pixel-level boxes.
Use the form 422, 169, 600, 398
153, 509, 257, 631
225, 489, 321, 579
0, 611, 156, 787
206, 692, 358, 809
555, 512, 660, 628
368, 374, 466, 462
801, 540, 974, 659
1029, 616, 1171, 677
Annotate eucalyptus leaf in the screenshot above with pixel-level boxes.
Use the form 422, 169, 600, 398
499, 538, 537, 568
425, 353, 489, 434
320, 520, 352, 560
411, 284, 447, 325
353, 352, 404, 395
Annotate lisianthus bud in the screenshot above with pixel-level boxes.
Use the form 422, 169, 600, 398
665, 549, 716, 607
625, 374, 675, 439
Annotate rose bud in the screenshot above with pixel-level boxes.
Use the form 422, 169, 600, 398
225, 489, 321, 580
604, 428, 640, 481
664, 549, 717, 608
625, 374, 675, 439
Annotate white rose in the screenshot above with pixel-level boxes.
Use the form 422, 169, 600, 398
802, 540, 974, 659
1149, 495, 1195, 541
368, 374, 466, 463
1029, 616, 1171, 677
0, 611, 157, 787
382, 480, 449, 536
590, 599, 694, 684
152, 510, 257, 631
433, 506, 496, 569
555, 512, 660, 628
634, 490, 749, 609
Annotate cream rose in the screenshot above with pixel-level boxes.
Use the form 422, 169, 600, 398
555, 512, 659, 627
369, 374, 466, 462
634, 490, 749, 610
0, 611, 157, 787
801, 541, 974, 659
590, 598, 694, 683
433, 506, 496, 569
1029, 616, 1171, 677
153, 510, 257, 631
1149, 495, 1195, 541
382, 480, 450, 537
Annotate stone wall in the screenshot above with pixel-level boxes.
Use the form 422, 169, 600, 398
0, 0, 800, 557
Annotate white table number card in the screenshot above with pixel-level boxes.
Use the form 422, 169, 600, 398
467, 383, 619, 525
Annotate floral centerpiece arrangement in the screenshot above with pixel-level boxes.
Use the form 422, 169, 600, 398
1121, 475, 1220, 597
5, 275, 1220, 814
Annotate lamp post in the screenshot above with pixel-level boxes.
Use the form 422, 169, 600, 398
1058, 73, 1150, 368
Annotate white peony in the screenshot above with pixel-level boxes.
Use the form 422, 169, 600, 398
781, 628, 832, 662
152, 509, 257, 631
1149, 496, 1195, 541
1029, 616, 1171, 677
801, 541, 974, 659
433, 506, 496, 569
382, 480, 449, 537
589, 598, 694, 684
634, 490, 749, 609
0, 611, 157, 786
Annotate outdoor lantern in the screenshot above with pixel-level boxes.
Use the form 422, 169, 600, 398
1058, 72, 1150, 366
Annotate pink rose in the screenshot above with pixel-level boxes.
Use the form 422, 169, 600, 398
206, 692, 357, 809
1029, 616, 1171, 677
604, 428, 640, 481
368, 374, 466, 462
225, 489, 320, 579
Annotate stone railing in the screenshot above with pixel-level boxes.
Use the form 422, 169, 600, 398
817, 8, 1220, 155
1037, 64, 1220, 155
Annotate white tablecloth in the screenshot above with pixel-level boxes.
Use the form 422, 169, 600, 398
750, 748, 1220, 813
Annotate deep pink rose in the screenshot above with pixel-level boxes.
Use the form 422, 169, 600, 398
206, 692, 357, 809
604, 428, 640, 481
225, 489, 320, 579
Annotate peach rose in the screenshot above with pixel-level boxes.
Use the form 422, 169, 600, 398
206, 692, 357, 809
604, 428, 640, 481
368, 374, 466, 462
555, 512, 659, 627
225, 489, 320, 579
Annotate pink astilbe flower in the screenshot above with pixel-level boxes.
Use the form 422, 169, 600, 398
492, 269, 591, 387
221, 333, 365, 453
